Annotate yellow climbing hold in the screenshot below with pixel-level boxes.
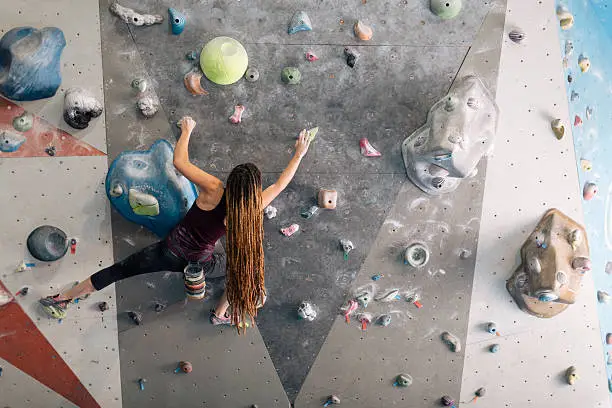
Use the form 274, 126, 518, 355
557, 6, 574, 30
580, 159, 592, 172
578, 55, 591, 73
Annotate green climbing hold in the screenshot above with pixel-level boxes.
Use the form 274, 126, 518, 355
430, 0, 462, 20
200, 36, 249, 85
12, 111, 33, 132
281, 67, 301, 85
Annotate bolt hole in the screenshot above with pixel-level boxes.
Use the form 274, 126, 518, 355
175, 19, 180, 23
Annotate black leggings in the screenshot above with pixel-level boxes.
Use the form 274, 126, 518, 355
90, 241, 225, 291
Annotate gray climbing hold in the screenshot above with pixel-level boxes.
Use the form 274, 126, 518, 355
404, 243, 430, 267
395, 373, 413, 387
245, 67, 259, 82
63, 88, 103, 129
288, 11, 312, 34
137, 93, 160, 117
27, 225, 69, 262
12, 112, 33, 132
441, 331, 461, 352
128, 310, 143, 325
430, 0, 462, 20
131, 78, 147, 93
377, 314, 392, 327
0, 130, 26, 153
508, 30, 525, 43
109, 1, 163, 26
281, 67, 301, 84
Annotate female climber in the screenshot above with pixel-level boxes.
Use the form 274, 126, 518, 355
40, 116, 312, 330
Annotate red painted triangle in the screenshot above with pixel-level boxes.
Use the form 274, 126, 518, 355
0, 281, 101, 408
0, 96, 105, 158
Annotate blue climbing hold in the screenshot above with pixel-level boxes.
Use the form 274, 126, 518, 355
0, 27, 66, 101
0, 130, 26, 152
168, 8, 186, 35
288, 11, 312, 34
105, 140, 197, 237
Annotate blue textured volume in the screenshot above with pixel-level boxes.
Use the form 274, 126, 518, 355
168, 8, 186, 35
0, 27, 65, 101
105, 140, 198, 238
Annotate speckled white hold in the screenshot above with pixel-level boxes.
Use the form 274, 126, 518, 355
264, 205, 277, 219
137, 93, 160, 117
109, 1, 163, 26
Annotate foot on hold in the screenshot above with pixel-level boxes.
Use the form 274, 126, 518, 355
109, 1, 164, 26
354, 21, 373, 41
359, 137, 381, 157
441, 331, 461, 352
184, 72, 208, 95
229, 105, 245, 124
39, 295, 69, 319
288, 11, 312, 34
344, 47, 359, 68
280, 224, 300, 237
210, 309, 233, 326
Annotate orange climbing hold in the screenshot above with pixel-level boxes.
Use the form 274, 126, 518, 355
184, 71, 208, 95
354, 21, 373, 41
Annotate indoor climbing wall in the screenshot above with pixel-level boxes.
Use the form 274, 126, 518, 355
557, 0, 612, 402
296, 5, 505, 406
460, 0, 609, 406
106, 0, 496, 404
0, 1, 121, 407
98, 1, 290, 406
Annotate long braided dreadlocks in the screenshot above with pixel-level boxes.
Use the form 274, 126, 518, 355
225, 163, 265, 333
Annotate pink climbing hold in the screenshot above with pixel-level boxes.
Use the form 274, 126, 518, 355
343, 299, 358, 323
280, 224, 300, 237
229, 105, 245, 124
305, 51, 318, 62
583, 182, 597, 201
574, 115, 582, 127
359, 138, 381, 157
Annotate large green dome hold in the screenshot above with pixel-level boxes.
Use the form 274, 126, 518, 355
200, 36, 248, 85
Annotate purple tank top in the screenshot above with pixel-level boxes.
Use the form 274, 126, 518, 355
166, 194, 226, 262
